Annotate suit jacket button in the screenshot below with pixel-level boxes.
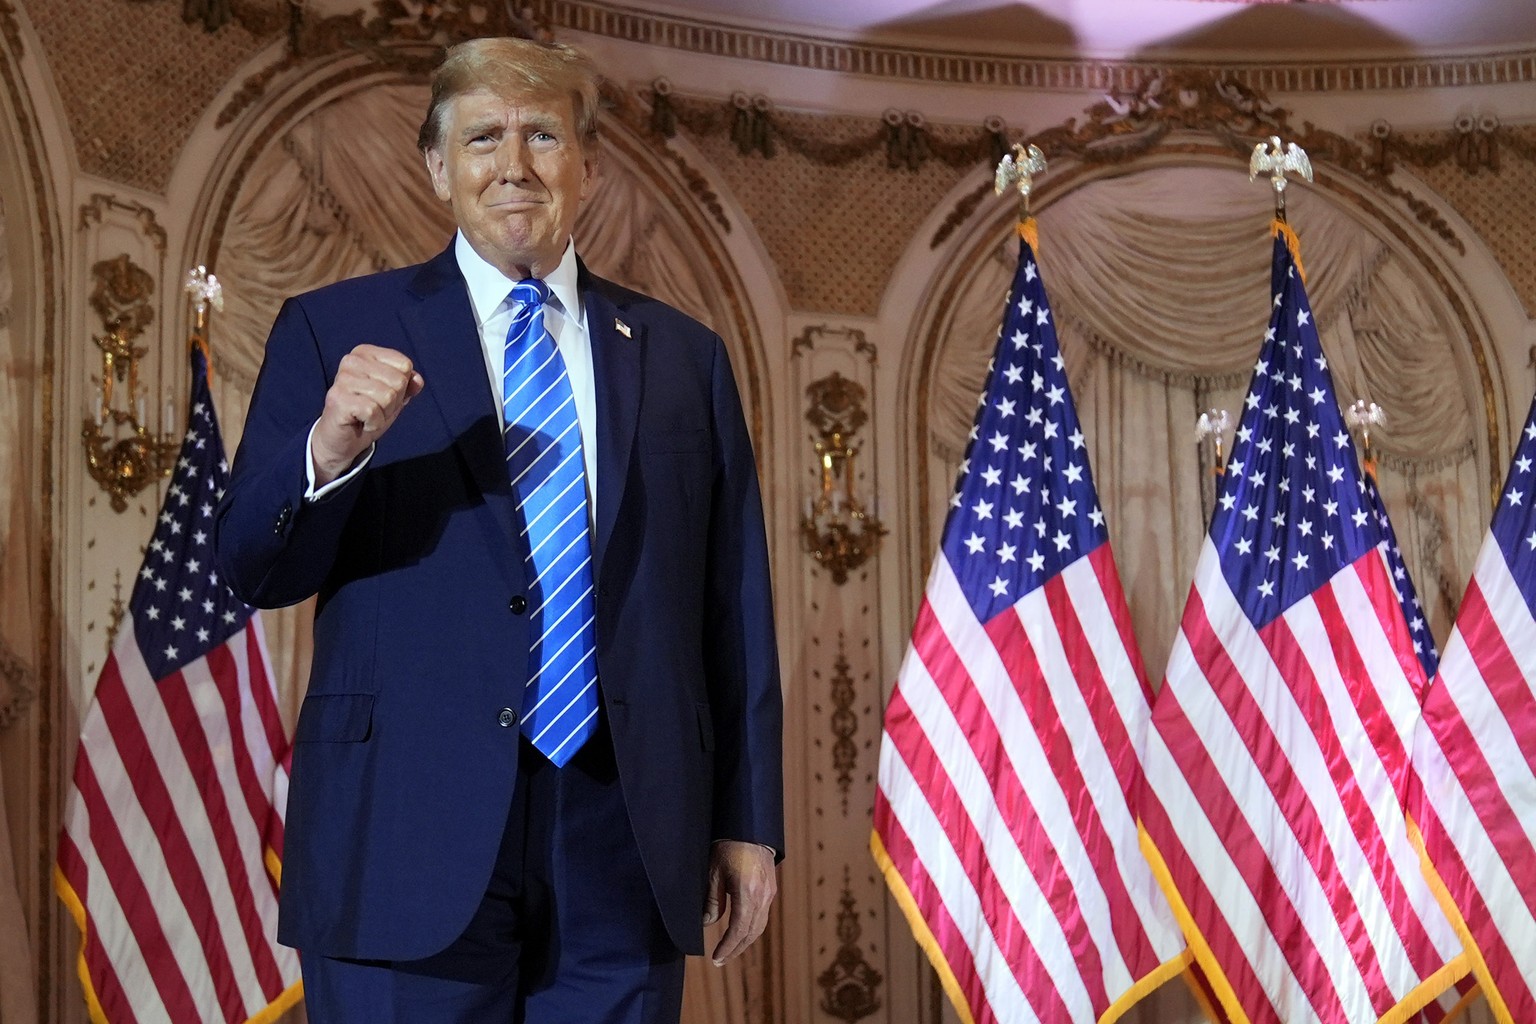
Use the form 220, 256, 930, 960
508, 595, 527, 614
498, 707, 517, 728
274, 503, 292, 534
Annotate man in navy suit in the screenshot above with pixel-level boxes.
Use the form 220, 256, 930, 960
215, 36, 782, 1024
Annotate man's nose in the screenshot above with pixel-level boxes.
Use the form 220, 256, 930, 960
497, 139, 529, 182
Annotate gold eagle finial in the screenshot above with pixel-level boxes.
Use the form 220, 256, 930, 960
1249, 136, 1313, 217
995, 143, 1048, 210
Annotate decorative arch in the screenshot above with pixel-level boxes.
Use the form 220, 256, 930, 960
0, 2, 67, 1018
895, 144, 1520, 679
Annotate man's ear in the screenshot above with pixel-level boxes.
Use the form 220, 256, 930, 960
424, 148, 451, 201
579, 145, 598, 202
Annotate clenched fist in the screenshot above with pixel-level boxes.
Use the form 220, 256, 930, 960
311, 344, 425, 486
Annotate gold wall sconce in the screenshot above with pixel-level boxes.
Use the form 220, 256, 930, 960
799, 372, 885, 584
82, 257, 221, 512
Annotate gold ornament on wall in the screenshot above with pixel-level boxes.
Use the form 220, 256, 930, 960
828, 638, 858, 814
82, 261, 225, 512
800, 372, 885, 584
81, 255, 180, 512
817, 866, 883, 1022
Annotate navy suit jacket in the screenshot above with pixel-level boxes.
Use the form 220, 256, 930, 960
214, 245, 783, 961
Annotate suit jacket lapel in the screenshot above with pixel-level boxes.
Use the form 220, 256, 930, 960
582, 265, 641, 583
399, 247, 525, 582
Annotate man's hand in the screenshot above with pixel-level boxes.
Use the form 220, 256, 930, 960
703, 841, 777, 966
312, 345, 424, 486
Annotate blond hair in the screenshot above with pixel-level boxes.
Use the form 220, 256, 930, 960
417, 38, 601, 152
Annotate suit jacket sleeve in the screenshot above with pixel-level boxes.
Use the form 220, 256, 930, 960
215, 296, 366, 608
703, 334, 785, 857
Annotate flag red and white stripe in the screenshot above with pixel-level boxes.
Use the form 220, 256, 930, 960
1411, 399, 1536, 1024
874, 225, 1187, 1024
56, 347, 299, 1024
1143, 541, 1466, 1024
1141, 232, 1466, 1024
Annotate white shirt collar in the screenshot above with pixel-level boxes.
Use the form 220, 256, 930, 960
453, 231, 583, 328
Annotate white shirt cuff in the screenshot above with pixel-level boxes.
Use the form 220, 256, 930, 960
305, 420, 374, 501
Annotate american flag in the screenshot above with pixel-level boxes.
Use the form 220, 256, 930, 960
1411, 391, 1536, 1024
1363, 470, 1439, 680
1364, 462, 1467, 1023
55, 347, 300, 1023
1140, 232, 1466, 1024
872, 224, 1187, 1024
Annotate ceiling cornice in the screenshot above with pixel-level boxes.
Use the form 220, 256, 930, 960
534, 0, 1536, 92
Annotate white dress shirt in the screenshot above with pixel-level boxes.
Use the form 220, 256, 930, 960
305, 233, 598, 510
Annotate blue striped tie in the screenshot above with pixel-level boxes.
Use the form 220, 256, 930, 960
502, 279, 599, 766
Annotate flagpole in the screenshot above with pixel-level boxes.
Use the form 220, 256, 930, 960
1194, 408, 1230, 529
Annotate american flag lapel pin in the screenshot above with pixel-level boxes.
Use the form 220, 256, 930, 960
615, 318, 632, 339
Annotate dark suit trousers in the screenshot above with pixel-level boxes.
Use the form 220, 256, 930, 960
299, 722, 686, 1023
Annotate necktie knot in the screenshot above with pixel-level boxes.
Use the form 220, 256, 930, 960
509, 278, 549, 310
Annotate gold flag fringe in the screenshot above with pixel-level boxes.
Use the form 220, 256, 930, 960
1271, 218, 1307, 285
1017, 216, 1040, 254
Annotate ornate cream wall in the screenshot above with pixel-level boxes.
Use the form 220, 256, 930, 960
1, 1, 1533, 1022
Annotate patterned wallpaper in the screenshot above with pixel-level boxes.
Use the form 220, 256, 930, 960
1402, 125, 1536, 317
26, 0, 273, 190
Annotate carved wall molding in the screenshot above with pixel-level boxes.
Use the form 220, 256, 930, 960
78, 193, 168, 253
638, 81, 1006, 175
534, 0, 1536, 92
804, 372, 869, 440
1029, 71, 1466, 250
88, 253, 155, 340
0, 637, 34, 731
793, 324, 877, 361
603, 65, 1536, 263
824, 637, 857, 814
604, 80, 733, 233
1372, 116, 1536, 176
126, 0, 282, 36
817, 866, 883, 1023
218, 0, 543, 127
0, 2, 65, 1013
917, 70, 1470, 252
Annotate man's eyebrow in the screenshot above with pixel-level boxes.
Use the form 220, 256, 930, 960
458, 119, 502, 140
523, 113, 564, 134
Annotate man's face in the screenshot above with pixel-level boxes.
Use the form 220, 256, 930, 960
425, 87, 595, 279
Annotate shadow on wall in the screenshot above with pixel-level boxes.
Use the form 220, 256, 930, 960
866, 0, 1418, 58
1139, 2, 1416, 58
870, 0, 1077, 50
